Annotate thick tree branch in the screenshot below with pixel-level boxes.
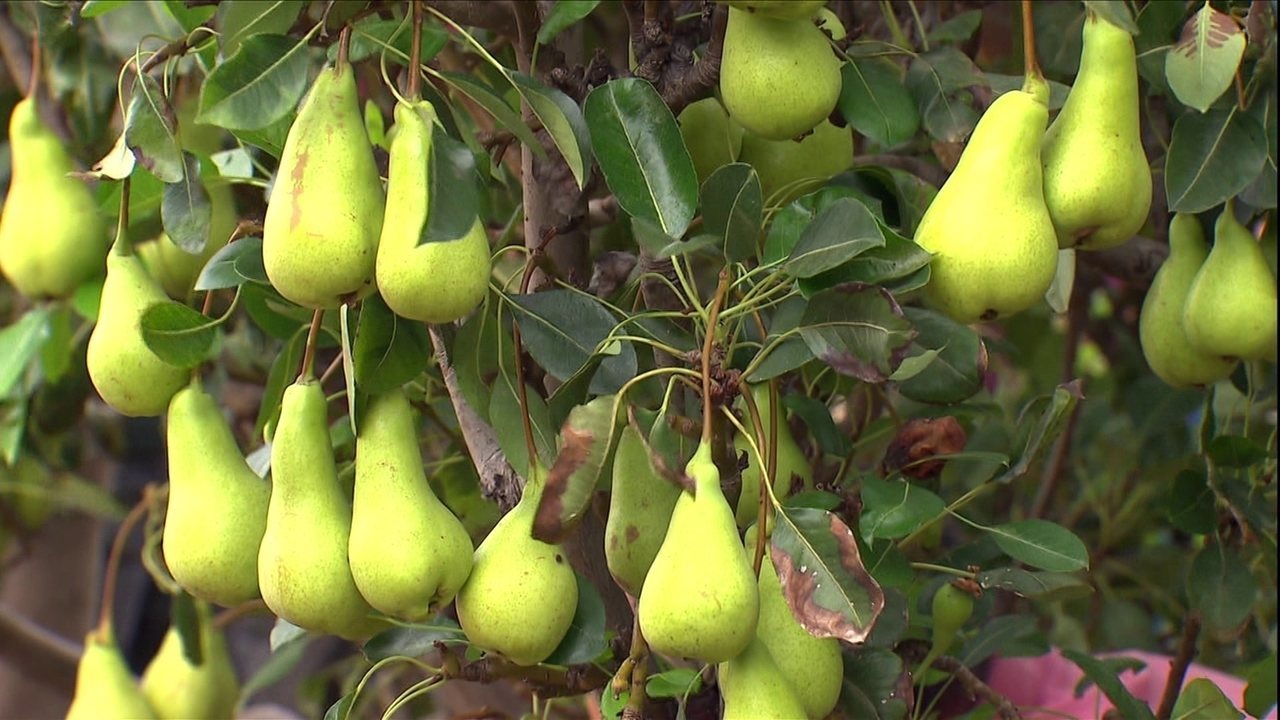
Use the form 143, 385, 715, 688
426, 0, 520, 39
1155, 614, 1202, 720
1077, 235, 1169, 287
624, 0, 726, 115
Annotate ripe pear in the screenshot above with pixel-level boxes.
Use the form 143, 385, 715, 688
724, 0, 827, 21
720, 7, 841, 141
350, 389, 474, 621
0, 96, 108, 299
258, 379, 381, 640
734, 384, 812, 528
85, 242, 190, 417
1182, 202, 1278, 361
678, 97, 745, 185
65, 629, 158, 720
604, 423, 681, 596
455, 463, 578, 666
137, 181, 238, 300
1139, 214, 1238, 387
638, 440, 759, 664
163, 380, 270, 607
913, 80, 1059, 324
743, 525, 842, 719
739, 120, 853, 206
1041, 13, 1151, 250
262, 60, 384, 309
375, 99, 490, 324
717, 635, 809, 720
139, 601, 238, 720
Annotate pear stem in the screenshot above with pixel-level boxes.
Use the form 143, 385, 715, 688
96, 486, 157, 638
623, 612, 649, 716
738, 382, 771, 575
407, 1, 423, 99
699, 269, 730, 446
337, 24, 352, 69
111, 177, 132, 255
298, 309, 325, 382
1021, 0, 1041, 80
26, 30, 37, 98
212, 599, 269, 630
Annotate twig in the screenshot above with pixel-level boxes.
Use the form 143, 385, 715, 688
931, 656, 1022, 720
297, 309, 325, 382
212, 599, 269, 630
0, 603, 82, 669
97, 488, 157, 637
1030, 278, 1086, 519
138, 22, 214, 74
1154, 614, 1202, 720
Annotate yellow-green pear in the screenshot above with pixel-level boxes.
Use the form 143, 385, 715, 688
139, 601, 238, 720
678, 98, 745, 185
1138, 214, 1238, 387
375, 99, 490, 324
720, 7, 841, 141
65, 629, 158, 720
1183, 202, 1278, 361
740, 119, 853, 208
138, 181, 238, 300
743, 525, 842, 719
604, 423, 681, 596
638, 440, 759, 664
1041, 13, 1151, 250
262, 60, 384, 309
350, 389, 474, 621
163, 380, 270, 607
86, 242, 190, 417
455, 462, 578, 666
816, 7, 846, 40
913, 80, 1059, 324
723, 0, 827, 21
717, 635, 809, 720
0, 96, 108, 298
734, 384, 812, 528
258, 379, 381, 640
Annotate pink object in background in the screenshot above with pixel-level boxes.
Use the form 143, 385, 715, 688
985, 649, 1276, 719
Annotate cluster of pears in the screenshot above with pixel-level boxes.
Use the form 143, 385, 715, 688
915, 11, 1151, 324
1139, 204, 1277, 387
263, 52, 489, 324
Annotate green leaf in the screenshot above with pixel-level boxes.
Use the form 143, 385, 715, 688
1165, 5, 1246, 113
905, 47, 986, 143
196, 237, 268, 291
799, 224, 932, 295
323, 693, 354, 720
217, 1, 304, 59
198, 33, 313, 131
1188, 541, 1256, 633
255, 327, 307, 438
784, 198, 886, 278
0, 308, 50, 399
998, 380, 1083, 483
538, 1, 602, 46
236, 633, 311, 713
927, 10, 984, 44
125, 73, 183, 183
489, 377, 555, 479
1243, 653, 1277, 719
1166, 107, 1267, 213
139, 302, 219, 369
510, 71, 592, 189
858, 476, 946, 542
362, 616, 465, 662
437, 71, 545, 161
532, 395, 618, 543
798, 284, 917, 383
762, 185, 873, 264
421, 124, 482, 245
986, 519, 1089, 572
838, 58, 920, 148
896, 307, 986, 405
1167, 468, 1217, 535
332, 17, 448, 65
1207, 435, 1269, 468
646, 668, 702, 699
162, 153, 213, 254
701, 162, 763, 263
976, 567, 1092, 601
584, 78, 698, 237
1172, 678, 1245, 720
352, 295, 432, 396
542, 572, 608, 666
508, 289, 637, 395
80, 1, 131, 18
782, 395, 853, 457
840, 647, 908, 720
1061, 650, 1157, 720
1083, 1, 1139, 35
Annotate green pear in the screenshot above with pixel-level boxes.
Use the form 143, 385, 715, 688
350, 389, 474, 621
138, 180, 238, 300
638, 440, 759, 664
258, 379, 381, 640
376, 99, 490, 324
816, 7, 846, 40
604, 423, 681, 596
913, 80, 1059, 324
139, 601, 239, 720
724, 0, 827, 21
262, 59, 384, 309
678, 98, 745, 185
65, 629, 158, 720
739, 120, 853, 207
163, 380, 270, 607
455, 462, 578, 666
0, 96, 108, 299
1183, 201, 1278, 361
720, 7, 841, 141
1138, 214, 1238, 387
717, 635, 809, 720
86, 242, 190, 417
734, 384, 812, 528
1041, 13, 1151, 250
743, 525, 842, 719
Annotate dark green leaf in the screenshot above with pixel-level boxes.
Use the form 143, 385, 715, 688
437, 71, 544, 161
125, 73, 183, 183
986, 519, 1089, 572
896, 307, 986, 405
162, 153, 213, 253
927, 10, 983, 44
538, 1, 601, 46
782, 395, 852, 457
998, 380, 1083, 483
323, 693, 354, 720
957, 614, 1045, 668
1207, 435, 1269, 468
0, 308, 50, 399
838, 58, 919, 148
976, 567, 1092, 601
785, 198, 885, 278
532, 395, 618, 543
798, 284, 916, 383
1061, 651, 1156, 720
840, 647, 909, 720
217, 0, 304, 58
421, 125, 482, 245
762, 186, 867, 264
701, 163, 763, 263
543, 573, 608, 666
139, 302, 219, 369
511, 72, 592, 189
352, 294, 432, 395
1244, 653, 1277, 719
905, 48, 986, 142
256, 327, 307, 438
509, 289, 637, 395
1188, 541, 1256, 633
1168, 468, 1217, 534
331, 17, 448, 65
362, 616, 465, 662
489, 377, 555, 479
1172, 677, 1246, 720
196, 237, 267, 291
1166, 107, 1267, 213
198, 34, 313, 131
859, 476, 946, 541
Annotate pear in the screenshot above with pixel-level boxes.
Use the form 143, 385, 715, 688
0, 96, 108, 299
743, 525, 842, 719
724, 0, 827, 21
638, 440, 759, 664
350, 390, 474, 621
258, 379, 381, 640
139, 601, 239, 720
717, 636, 809, 720
262, 59, 384, 309
816, 7, 847, 40
678, 98, 745, 185
739, 120, 853, 207
376, 99, 490, 324
1183, 202, 1279, 361
913, 80, 1059, 324
85, 242, 190, 417
1139, 214, 1238, 387
137, 180, 238, 300
1041, 13, 1151, 250
65, 629, 158, 720
734, 384, 812, 528
604, 423, 681, 596
455, 462, 578, 666
163, 380, 270, 607
720, 7, 841, 141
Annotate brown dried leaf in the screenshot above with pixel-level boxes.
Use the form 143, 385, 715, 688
880, 416, 967, 479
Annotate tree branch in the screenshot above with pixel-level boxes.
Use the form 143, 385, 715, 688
426, 0, 520, 39
436, 642, 611, 699
1155, 613, 1202, 720
1077, 235, 1169, 287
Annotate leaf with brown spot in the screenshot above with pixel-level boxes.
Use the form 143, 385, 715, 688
1165, 4, 1246, 113
880, 416, 967, 479
798, 284, 917, 383
771, 506, 885, 644
632, 403, 696, 495
532, 395, 619, 543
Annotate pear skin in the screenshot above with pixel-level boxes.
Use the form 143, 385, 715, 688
1041, 13, 1151, 250
720, 7, 841, 141
717, 635, 809, 720
1138, 214, 1238, 387
163, 381, 270, 607
375, 100, 491, 324
723, 1, 828, 22
678, 98, 745, 185
739, 120, 853, 207
913, 85, 1059, 324
139, 602, 239, 720
350, 390, 474, 621
638, 441, 759, 664
262, 61, 384, 309
734, 384, 813, 528
66, 629, 158, 720
604, 423, 681, 596
0, 97, 108, 299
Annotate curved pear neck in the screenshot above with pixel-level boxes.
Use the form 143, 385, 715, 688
686, 442, 723, 498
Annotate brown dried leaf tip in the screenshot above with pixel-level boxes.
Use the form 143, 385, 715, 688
881, 416, 967, 479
